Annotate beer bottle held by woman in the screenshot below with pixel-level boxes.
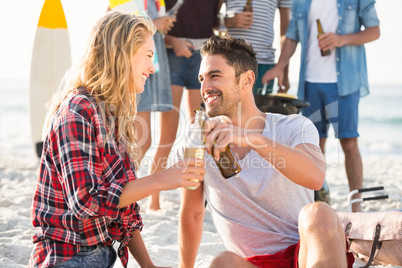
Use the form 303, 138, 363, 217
183, 109, 206, 190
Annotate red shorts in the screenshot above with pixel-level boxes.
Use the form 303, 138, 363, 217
244, 242, 355, 268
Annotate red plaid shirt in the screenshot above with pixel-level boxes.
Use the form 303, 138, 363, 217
29, 89, 143, 268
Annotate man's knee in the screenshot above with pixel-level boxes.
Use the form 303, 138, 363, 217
340, 138, 358, 153
210, 251, 241, 268
299, 202, 338, 234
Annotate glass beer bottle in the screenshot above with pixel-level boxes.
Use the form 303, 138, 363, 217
212, 145, 242, 179
316, 19, 330, 56
243, 0, 253, 12
217, 1, 229, 37
194, 106, 241, 179
183, 110, 206, 189
166, 0, 184, 19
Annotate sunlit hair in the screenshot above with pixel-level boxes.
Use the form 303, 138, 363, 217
200, 35, 258, 83
43, 11, 156, 163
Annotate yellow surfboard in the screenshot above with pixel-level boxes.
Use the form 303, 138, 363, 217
109, 0, 145, 13
29, 0, 71, 157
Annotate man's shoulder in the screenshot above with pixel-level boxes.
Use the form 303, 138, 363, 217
264, 113, 315, 132
265, 112, 307, 123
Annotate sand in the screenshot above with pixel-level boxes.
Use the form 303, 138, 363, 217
1, 145, 401, 267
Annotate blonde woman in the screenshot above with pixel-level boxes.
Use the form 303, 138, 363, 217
28, 11, 204, 268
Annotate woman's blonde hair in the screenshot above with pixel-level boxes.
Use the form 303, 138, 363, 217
44, 11, 156, 163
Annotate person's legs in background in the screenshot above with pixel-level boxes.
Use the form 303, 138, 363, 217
148, 49, 202, 211
303, 82, 330, 204
148, 85, 183, 211
336, 91, 362, 212
304, 83, 362, 211
340, 137, 362, 212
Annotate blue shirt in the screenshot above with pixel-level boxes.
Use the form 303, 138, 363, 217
286, 0, 379, 99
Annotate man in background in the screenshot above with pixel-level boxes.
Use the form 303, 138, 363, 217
263, 0, 380, 212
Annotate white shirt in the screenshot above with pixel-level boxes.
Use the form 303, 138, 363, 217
305, 0, 338, 83
176, 113, 319, 257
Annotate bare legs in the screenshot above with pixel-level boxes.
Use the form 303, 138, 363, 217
147, 86, 203, 211
209, 203, 349, 268
340, 138, 363, 212
320, 137, 363, 212
298, 202, 349, 268
183, 88, 204, 117
209, 251, 256, 268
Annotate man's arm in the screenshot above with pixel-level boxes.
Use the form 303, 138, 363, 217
319, 25, 380, 51
205, 119, 325, 190
278, 7, 291, 92
249, 134, 326, 190
262, 38, 298, 89
178, 185, 205, 268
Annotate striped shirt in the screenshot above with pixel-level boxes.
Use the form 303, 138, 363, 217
226, 0, 292, 64
29, 88, 143, 268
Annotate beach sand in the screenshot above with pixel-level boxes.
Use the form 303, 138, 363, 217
0, 88, 401, 267
1, 142, 401, 267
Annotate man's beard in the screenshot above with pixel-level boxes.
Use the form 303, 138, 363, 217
206, 85, 241, 118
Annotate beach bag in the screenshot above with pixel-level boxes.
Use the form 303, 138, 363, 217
337, 185, 402, 267
337, 211, 402, 267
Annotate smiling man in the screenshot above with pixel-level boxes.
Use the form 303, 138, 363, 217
177, 35, 355, 268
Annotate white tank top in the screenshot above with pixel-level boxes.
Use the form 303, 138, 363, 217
305, 0, 338, 83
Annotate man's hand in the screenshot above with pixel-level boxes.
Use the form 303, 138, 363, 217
225, 11, 253, 28
204, 117, 252, 160
261, 65, 285, 92
318, 32, 344, 52
171, 38, 195, 58
278, 74, 290, 93
153, 16, 176, 35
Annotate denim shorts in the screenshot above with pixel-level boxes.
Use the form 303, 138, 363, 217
167, 48, 201, 90
137, 31, 173, 112
53, 245, 117, 268
302, 82, 360, 139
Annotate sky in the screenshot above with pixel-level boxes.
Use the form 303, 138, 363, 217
1, 0, 402, 88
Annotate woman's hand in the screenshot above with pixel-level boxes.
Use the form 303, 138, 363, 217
158, 157, 205, 190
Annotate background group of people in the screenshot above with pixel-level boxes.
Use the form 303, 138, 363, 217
128, 0, 379, 213
132, 0, 292, 211
28, 0, 380, 267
